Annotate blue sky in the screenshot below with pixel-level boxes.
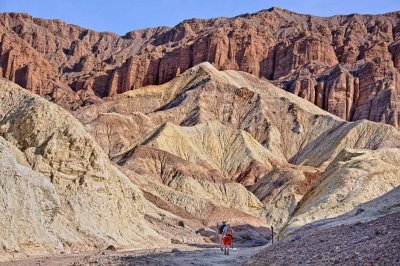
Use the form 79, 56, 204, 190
1, 0, 399, 35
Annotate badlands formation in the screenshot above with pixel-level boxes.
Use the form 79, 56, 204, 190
0, 8, 399, 266
0, 60, 399, 264
1, 8, 400, 127
76, 62, 400, 233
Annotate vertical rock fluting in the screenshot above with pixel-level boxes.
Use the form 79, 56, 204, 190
0, 10, 400, 127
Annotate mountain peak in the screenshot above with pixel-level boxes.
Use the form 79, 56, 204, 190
266, 6, 287, 12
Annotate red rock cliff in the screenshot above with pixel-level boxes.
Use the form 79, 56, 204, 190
0, 8, 399, 127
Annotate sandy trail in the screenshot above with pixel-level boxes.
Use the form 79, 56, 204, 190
3, 243, 266, 266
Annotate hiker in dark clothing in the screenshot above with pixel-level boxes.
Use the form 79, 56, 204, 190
218, 221, 227, 251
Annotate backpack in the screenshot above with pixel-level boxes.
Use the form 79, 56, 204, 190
218, 224, 226, 234
225, 227, 232, 237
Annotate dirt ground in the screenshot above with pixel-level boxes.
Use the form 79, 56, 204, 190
247, 212, 400, 265
2, 243, 266, 266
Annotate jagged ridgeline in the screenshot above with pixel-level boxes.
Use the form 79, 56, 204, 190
1, 8, 400, 127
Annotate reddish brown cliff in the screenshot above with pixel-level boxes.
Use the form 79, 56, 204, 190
0, 8, 399, 127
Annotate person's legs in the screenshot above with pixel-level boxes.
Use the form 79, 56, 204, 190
219, 234, 224, 251
223, 237, 227, 255
226, 237, 231, 255
223, 237, 232, 255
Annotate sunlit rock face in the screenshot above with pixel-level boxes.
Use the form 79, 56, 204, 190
75, 63, 400, 235
1, 9, 400, 127
0, 79, 168, 260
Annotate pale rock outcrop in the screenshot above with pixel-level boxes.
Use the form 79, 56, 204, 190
292, 119, 400, 168
118, 143, 265, 220
140, 121, 279, 182
0, 79, 164, 257
0, 138, 60, 260
284, 148, 400, 234
85, 112, 157, 157
250, 166, 320, 230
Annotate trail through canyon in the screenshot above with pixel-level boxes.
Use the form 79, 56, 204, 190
3, 243, 266, 266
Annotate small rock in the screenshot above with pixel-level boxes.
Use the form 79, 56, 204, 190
171, 238, 183, 244
105, 245, 116, 251
171, 248, 182, 253
291, 236, 301, 242
355, 208, 365, 216
178, 221, 185, 227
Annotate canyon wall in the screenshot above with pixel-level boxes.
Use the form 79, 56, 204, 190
0, 8, 399, 127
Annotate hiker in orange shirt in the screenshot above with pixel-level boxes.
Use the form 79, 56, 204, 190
222, 224, 234, 255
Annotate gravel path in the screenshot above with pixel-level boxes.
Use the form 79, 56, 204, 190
3, 243, 265, 266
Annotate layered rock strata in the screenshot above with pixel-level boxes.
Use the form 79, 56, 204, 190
1, 9, 400, 127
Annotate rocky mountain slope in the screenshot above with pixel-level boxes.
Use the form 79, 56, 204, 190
75, 63, 400, 237
1, 58, 400, 263
0, 78, 173, 260
1, 8, 400, 127
0, 137, 61, 258
248, 187, 400, 265
0, 76, 271, 261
